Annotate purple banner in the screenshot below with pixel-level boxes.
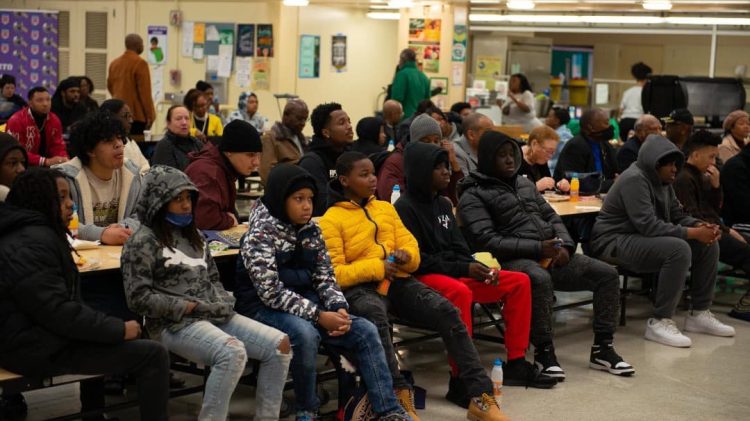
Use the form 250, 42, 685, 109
0, 10, 59, 98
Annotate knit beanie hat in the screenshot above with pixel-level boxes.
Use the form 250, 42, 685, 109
0, 132, 27, 167
219, 120, 262, 152
409, 114, 442, 143
723, 110, 749, 132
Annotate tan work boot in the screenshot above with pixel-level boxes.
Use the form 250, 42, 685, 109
395, 388, 421, 421
467, 393, 510, 421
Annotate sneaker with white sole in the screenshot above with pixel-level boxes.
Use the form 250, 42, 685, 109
644, 318, 692, 347
589, 343, 635, 376
685, 310, 736, 337
533, 344, 565, 381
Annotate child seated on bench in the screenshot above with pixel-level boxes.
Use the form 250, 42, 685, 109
0, 167, 170, 420
235, 164, 413, 421
394, 141, 556, 407
121, 165, 291, 420
320, 151, 507, 421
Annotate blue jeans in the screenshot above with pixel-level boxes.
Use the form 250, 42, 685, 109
160, 314, 291, 421
254, 308, 401, 415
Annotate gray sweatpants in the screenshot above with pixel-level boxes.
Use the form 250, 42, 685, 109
608, 235, 718, 319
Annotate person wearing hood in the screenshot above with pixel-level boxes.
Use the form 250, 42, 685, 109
152, 105, 204, 172
121, 165, 291, 421
6, 86, 68, 167
0, 75, 27, 124
185, 119, 261, 230
51, 76, 87, 133
554, 108, 618, 193
458, 131, 633, 380
591, 135, 735, 348
228, 91, 268, 133
395, 141, 556, 402
1, 167, 170, 420
352, 116, 386, 156
235, 164, 413, 421
377, 113, 463, 205
55, 110, 141, 245
259, 99, 309, 184
0, 133, 27, 201
298, 102, 353, 216
320, 151, 508, 421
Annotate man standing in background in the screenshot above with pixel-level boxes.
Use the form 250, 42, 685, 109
390, 49, 431, 121
107, 34, 156, 135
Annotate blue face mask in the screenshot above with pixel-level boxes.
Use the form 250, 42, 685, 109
165, 212, 193, 227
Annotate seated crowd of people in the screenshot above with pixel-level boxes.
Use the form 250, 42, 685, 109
1, 66, 748, 421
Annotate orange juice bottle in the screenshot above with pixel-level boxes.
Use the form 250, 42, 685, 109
69, 204, 79, 238
570, 173, 580, 202
377, 255, 396, 295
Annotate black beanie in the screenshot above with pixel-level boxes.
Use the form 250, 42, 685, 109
0, 132, 27, 166
219, 120, 262, 152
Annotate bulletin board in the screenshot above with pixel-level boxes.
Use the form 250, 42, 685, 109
204, 22, 235, 77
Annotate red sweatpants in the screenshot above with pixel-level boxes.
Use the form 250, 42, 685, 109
417, 271, 532, 374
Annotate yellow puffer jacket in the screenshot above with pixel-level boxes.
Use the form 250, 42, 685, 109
320, 190, 421, 290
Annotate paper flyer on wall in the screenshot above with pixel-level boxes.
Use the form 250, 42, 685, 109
146, 25, 167, 65
299, 35, 320, 79
252, 58, 270, 90
331, 34, 346, 73
236, 57, 252, 88
181, 21, 194, 57
151, 65, 164, 103
217, 44, 233, 78
193, 23, 205, 60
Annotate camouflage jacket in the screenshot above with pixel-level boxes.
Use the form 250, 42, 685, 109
235, 200, 348, 321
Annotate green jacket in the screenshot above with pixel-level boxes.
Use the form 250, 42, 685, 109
391, 61, 431, 120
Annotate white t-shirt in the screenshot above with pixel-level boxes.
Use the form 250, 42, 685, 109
620, 86, 643, 120
503, 90, 542, 132
84, 167, 121, 227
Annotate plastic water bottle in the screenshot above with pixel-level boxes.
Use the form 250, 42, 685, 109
570, 173, 580, 202
387, 139, 395, 152
391, 184, 401, 204
69, 204, 79, 238
491, 358, 503, 406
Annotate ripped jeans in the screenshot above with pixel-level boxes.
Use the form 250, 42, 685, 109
161, 314, 291, 421
344, 279, 493, 398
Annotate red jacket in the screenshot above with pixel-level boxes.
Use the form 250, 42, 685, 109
6, 107, 68, 166
185, 144, 238, 230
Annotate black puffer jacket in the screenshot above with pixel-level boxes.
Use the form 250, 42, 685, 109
0, 203, 124, 377
457, 133, 574, 262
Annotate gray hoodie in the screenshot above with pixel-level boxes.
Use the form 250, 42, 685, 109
121, 165, 235, 338
590, 134, 698, 260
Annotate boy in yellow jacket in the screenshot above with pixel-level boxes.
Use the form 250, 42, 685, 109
320, 151, 508, 421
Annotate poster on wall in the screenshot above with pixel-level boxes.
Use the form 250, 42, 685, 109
193, 22, 205, 60
146, 25, 167, 65
236, 24, 255, 57
217, 28, 233, 78
331, 34, 346, 73
0, 9, 59, 98
236, 57, 251, 88
474, 55, 503, 89
430, 77, 448, 96
181, 21, 194, 57
257, 24, 273, 58
409, 18, 441, 43
298, 35, 320, 79
409, 43, 440, 74
252, 58, 270, 90
451, 24, 467, 62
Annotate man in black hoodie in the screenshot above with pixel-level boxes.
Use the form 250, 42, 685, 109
298, 102, 353, 216
51, 76, 88, 134
458, 131, 633, 380
352, 116, 386, 156
395, 141, 555, 404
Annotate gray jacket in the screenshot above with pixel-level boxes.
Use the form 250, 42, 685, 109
591, 135, 699, 259
56, 157, 142, 241
121, 165, 235, 338
454, 135, 478, 177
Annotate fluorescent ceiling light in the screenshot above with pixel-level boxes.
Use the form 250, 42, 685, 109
367, 12, 401, 20
470, 0, 501, 4
507, 1, 536, 10
643, 1, 672, 10
388, 0, 414, 8
283, 0, 309, 6
469, 13, 750, 26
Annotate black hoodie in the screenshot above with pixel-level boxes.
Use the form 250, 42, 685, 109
0, 203, 124, 376
352, 117, 385, 156
298, 135, 350, 216
457, 131, 574, 262
395, 142, 474, 278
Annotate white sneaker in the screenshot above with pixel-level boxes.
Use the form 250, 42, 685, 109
644, 318, 692, 347
685, 310, 736, 337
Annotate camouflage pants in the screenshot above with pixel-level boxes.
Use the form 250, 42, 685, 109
503, 254, 621, 347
